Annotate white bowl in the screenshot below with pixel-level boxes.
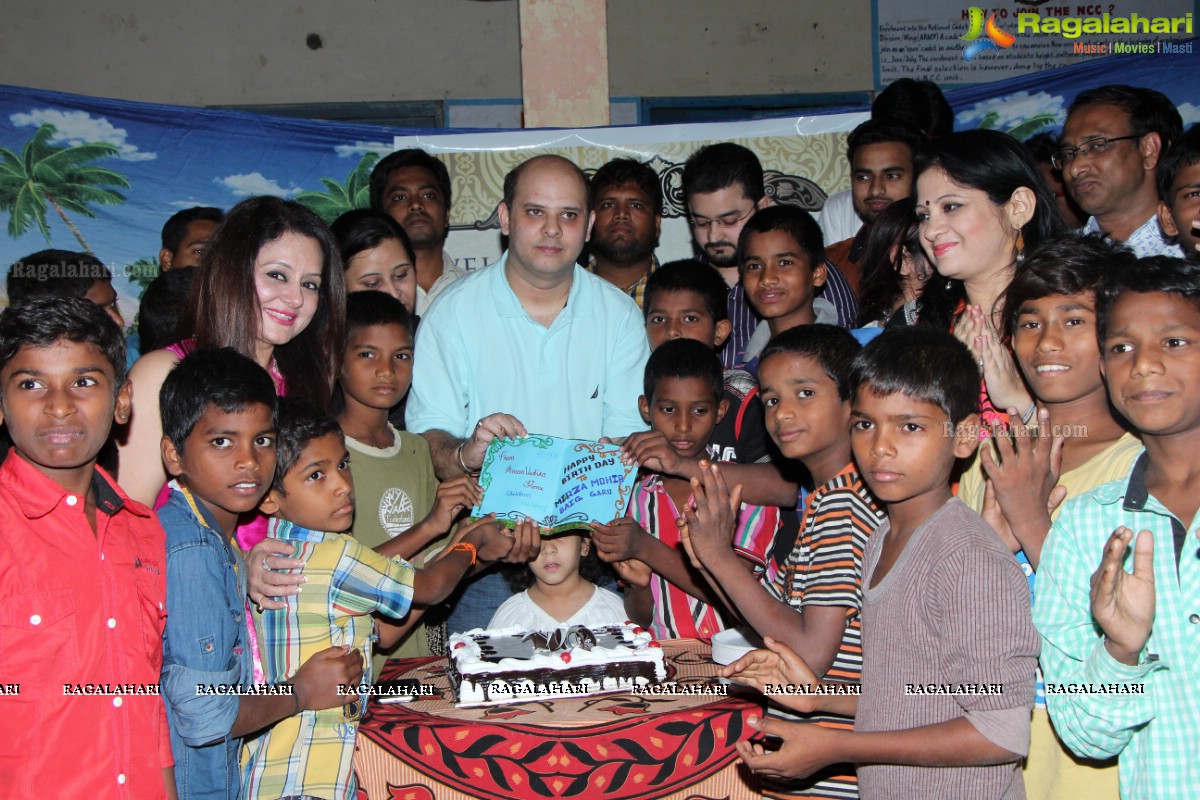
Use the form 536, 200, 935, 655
711, 626, 763, 665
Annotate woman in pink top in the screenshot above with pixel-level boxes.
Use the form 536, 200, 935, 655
913, 130, 1066, 426
118, 196, 346, 510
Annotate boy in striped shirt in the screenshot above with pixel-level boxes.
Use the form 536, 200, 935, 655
683, 324, 883, 798
592, 339, 779, 639
241, 399, 522, 799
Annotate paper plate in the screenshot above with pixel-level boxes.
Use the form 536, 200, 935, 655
711, 627, 764, 666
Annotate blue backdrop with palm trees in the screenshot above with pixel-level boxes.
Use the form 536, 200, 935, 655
1, 41, 1196, 322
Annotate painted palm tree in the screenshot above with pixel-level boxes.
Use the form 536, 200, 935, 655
127, 256, 161, 295
294, 152, 380, 224
976, 109, 1061, 142
0, 123, 130, 254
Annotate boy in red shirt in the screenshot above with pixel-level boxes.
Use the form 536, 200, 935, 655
0, 297, 175, 798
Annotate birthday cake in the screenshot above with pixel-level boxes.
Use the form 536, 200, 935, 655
448, 624, 667, 706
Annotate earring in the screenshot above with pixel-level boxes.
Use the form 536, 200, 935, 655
1015, 231, 1026, 264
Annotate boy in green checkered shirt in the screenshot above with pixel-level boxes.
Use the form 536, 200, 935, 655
1034, 256, 1200, 800
241, 399, 528, 799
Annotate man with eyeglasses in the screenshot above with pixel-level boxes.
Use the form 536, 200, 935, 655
1058, 85, 1184, 258
682, 143, 858, 369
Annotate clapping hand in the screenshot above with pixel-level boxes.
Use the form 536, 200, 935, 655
1090, 526, 1155, 667
978, 409, 1066, 558
954, 305, 1033, 413
678, 461, 741, 570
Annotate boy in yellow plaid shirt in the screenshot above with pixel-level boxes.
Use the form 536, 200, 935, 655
241, 398, 531, 799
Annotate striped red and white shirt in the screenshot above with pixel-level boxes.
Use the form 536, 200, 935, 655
630, 474, 779, 640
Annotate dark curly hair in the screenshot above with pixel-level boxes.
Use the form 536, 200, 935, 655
501, 531, 617, 592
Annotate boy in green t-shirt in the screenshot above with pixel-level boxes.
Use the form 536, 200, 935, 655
336, 291, 481, 661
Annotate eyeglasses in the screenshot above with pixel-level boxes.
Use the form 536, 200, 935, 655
1050, 135, 1141, 170
688, 206, 755, 232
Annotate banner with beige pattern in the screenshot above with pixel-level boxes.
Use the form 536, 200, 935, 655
393, 113, 868, 271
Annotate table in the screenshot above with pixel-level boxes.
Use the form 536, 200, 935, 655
354, 638, 765, 800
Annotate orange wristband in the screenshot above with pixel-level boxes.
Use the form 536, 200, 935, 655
448, 542, 478, 566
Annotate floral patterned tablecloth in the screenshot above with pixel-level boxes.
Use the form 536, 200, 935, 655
353, 638, 764, 800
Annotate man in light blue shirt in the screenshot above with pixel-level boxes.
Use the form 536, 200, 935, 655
406, 154, 649, 631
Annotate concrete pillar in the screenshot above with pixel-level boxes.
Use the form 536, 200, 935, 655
518, 0, 610, 128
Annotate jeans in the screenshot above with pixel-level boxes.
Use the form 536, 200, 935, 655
446, 566, 516, 634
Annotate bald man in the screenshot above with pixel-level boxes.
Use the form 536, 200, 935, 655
406, 154, 650, 631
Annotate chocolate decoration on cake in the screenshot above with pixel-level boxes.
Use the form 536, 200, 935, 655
449, 624, 666, 706
520, 625, 599, 653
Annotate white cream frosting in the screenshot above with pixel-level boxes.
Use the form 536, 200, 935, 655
449, 624, 666, 705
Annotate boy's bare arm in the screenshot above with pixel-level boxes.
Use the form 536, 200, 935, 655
409, 518, 538, 605
737, 715, 1020, 781
622, 433, 798, 507
710, 462, 799, 508
375, 611, 423, 650
634, 535, 730, 608
683, 464, 849, 675
591, 518, 730, 610
622, 585, 653, 629
373, 524, 440, 561
374, 475, 482, 560
676, 521, 762, 629
611, 558, 654, 628
680, 544, 744, 626
722, 637, 859, 717
707, 554, 848, 675
229, 646, 364, 737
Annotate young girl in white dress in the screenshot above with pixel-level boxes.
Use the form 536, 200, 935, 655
489, 531, 649, 631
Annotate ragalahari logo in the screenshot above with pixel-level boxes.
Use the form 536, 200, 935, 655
961, 7, 1017, 61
